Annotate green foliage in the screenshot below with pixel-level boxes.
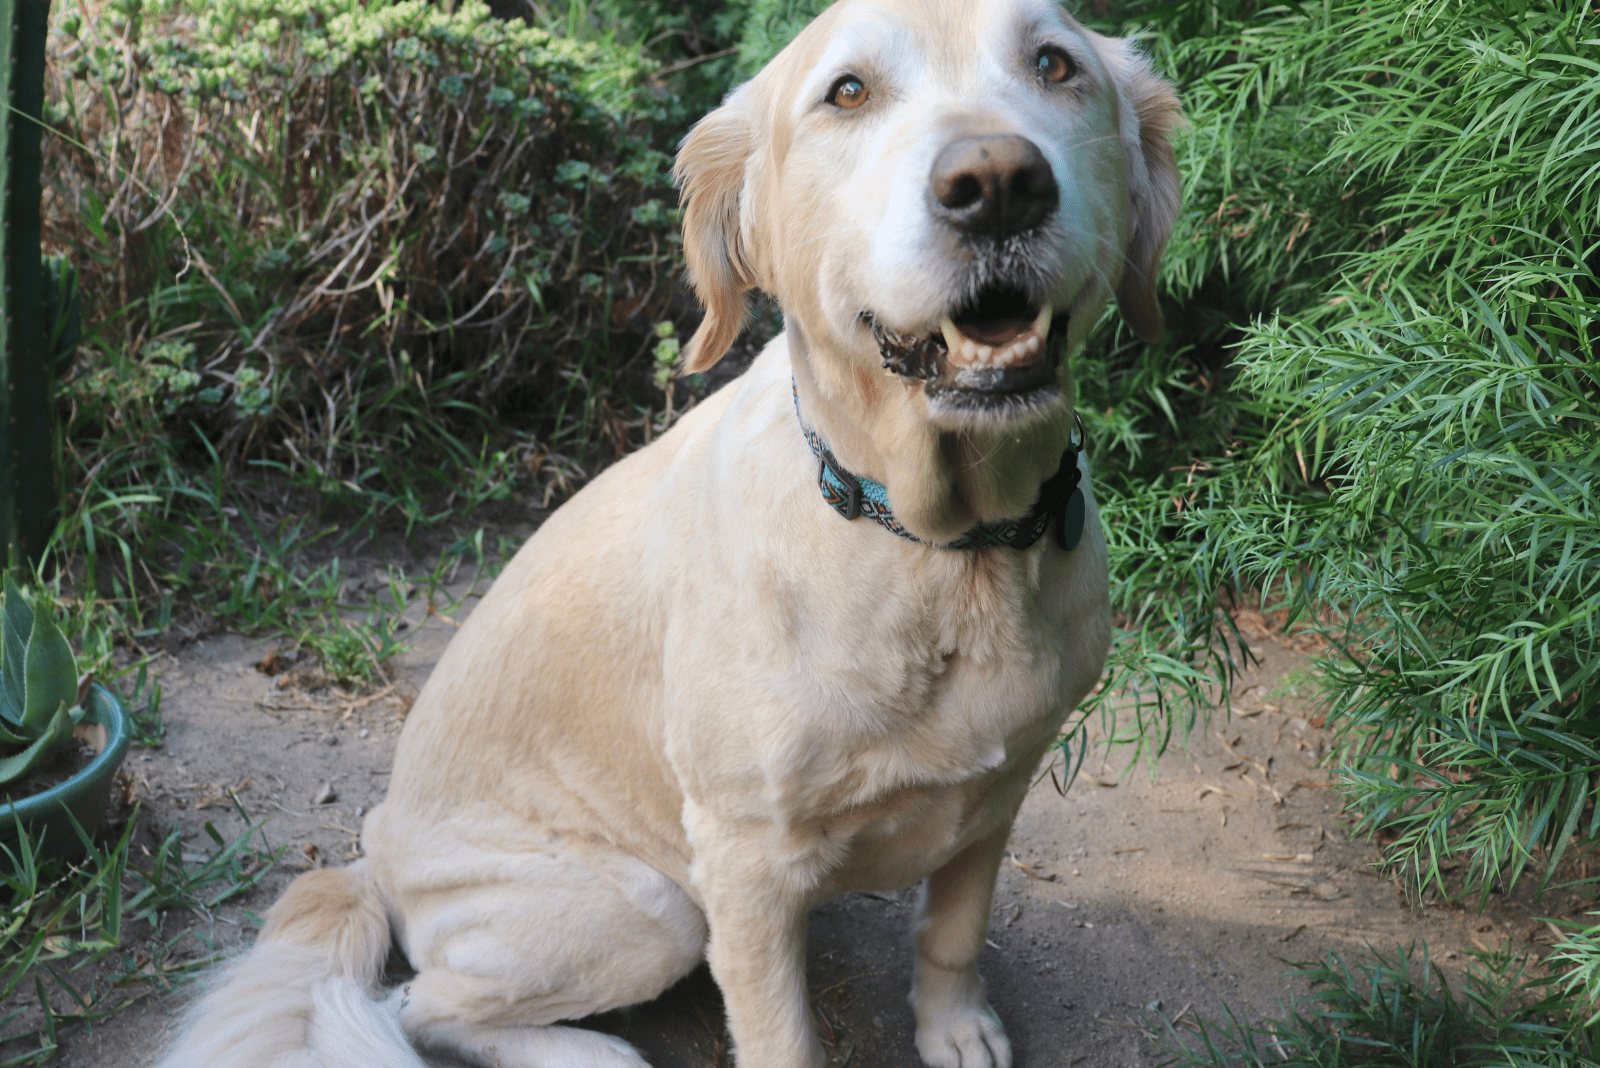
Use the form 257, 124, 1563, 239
1551, 912, 1600, 1031
0, 800, 282, 1063
48, 0, 687, 530
1075, 0, 1600, 1051
1136, 0, 1600, 899
36, 0, 716, 691
1158, 945, 1597, 1066
0, 577, 85, 790
732, 0, 828, 73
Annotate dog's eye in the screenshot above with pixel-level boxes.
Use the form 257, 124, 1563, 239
1035, 48, 1076, 84
828, 75, 870, 110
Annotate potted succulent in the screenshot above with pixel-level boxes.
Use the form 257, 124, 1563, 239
0, 575, 130, 866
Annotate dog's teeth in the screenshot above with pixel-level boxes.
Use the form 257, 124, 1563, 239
940, 316, 962, 355
940, 307, 1053, 368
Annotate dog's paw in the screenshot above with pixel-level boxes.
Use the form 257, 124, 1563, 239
914, 1004, 1012, 1068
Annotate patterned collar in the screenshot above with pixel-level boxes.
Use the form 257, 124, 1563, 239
792, 384, 1087, 552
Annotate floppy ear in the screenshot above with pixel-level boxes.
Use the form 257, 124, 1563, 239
1110, 45, 1183, 342
674, 98, 760, 373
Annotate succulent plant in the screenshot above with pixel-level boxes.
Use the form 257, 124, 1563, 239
0, 575, 85, 789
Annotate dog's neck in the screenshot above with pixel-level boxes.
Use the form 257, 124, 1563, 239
786, 321, 1076, 545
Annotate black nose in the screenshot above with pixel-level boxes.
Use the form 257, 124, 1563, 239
929, 135, 1058, 239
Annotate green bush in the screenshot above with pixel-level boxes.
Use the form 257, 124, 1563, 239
1088, 0, 1600, 1054
48, 0, 686, 514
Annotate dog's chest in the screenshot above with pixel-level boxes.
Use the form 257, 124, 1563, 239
676, 545, 1078, 882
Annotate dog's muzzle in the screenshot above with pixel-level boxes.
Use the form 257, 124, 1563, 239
867, 133, 1070, 413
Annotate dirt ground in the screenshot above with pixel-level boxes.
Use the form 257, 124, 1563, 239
41, 555, 1579, 1068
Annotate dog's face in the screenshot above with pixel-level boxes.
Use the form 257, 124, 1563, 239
676, 0, 1180, 535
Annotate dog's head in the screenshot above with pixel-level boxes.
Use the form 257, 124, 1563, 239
675, 0, 1181, 540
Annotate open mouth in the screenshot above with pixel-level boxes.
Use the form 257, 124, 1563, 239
868, 283, 1067, 413
940, 285, 1052, 372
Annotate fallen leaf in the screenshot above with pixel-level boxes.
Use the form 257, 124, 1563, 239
1008, 855, 1056, 881
1261, 877, 1311, 892
1242, 773, 1285, 805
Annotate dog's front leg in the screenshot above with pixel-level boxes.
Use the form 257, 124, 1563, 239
690, 814, 825, 1068
910, 826, 1013, 1068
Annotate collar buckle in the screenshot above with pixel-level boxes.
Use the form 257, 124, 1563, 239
817, 452, 864, 521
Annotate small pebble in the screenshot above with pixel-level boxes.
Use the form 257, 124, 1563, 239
359, 729, 369, 738
313, 783, 338, 805
321, 734, 339, 747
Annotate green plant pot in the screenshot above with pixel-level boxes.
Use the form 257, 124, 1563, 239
0, 683, 131, 868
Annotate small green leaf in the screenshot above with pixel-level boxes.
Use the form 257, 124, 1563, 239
22, 607, 77, 734
0, 703, 73, 787
1, 575, 32, 726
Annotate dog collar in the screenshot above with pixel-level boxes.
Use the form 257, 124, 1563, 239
793, 384, 1086, 552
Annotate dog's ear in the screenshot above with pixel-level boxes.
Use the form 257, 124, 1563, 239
674, 98, 760, 373
1108, 43, 1183, 342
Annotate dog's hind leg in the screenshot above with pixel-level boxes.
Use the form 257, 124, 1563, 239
386, 840, 706, 1068
400, 1015, 650, 1068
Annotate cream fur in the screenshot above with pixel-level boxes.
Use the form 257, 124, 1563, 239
153, 2, 1179, 1066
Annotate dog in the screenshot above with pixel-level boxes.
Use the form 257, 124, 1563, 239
154, 2, 1179, 1065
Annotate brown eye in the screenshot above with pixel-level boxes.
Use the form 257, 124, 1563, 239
828, 75, 869, 110
1036, 48, 1075, 84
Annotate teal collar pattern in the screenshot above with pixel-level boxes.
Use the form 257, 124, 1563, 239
793, 386, 1087, 552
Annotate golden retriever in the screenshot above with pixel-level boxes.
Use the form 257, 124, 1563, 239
154, 1, 1179, 1065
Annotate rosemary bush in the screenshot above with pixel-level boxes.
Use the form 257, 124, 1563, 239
1106, 0, 1600, 1054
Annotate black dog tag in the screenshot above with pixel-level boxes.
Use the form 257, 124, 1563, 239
1055, 486, 1085, 551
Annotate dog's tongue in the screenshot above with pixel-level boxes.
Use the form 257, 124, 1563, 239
941, 305, 1053, 371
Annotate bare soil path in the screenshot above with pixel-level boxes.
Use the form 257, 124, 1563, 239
45, 578, 1543, 1068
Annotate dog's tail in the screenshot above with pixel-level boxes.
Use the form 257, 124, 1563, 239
154, 859, 420, 1068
